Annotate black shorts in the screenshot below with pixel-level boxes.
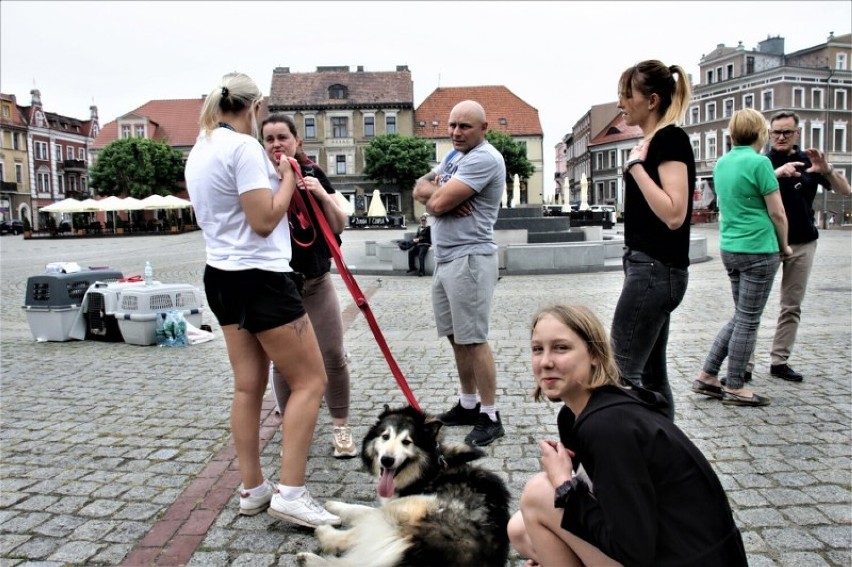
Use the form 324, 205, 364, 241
203, 265, 305, 333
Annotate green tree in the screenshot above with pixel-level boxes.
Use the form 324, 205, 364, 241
486, 129, 535, 184
363, 134, 433, 190
89, 137, 185, 198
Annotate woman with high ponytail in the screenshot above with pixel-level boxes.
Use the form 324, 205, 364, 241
185, 72, 340, 528
609, 60, 696, 420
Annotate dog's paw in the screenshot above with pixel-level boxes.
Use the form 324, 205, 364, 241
296, 552, 324, 566
324, 500, 345, 514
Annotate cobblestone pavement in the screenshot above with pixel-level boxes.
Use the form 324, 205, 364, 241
1, 226, 850, 566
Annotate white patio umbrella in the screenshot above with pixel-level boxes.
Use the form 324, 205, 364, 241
41, 198, 86, 213
140, 194, 170, 209
96, 196, 144, 232
161, 195, 193, 209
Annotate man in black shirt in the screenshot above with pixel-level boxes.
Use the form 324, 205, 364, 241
761, 111, 850, 382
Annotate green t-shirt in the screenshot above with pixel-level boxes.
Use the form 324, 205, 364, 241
713, 145, 780, 253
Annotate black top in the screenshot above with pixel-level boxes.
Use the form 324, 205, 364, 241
623, 125, 696, 269
767, 146, 831, 245
415, 223, 431, 246
557, 386, 747, 567
290, 162, 342, 279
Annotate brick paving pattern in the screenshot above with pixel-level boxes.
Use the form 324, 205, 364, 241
1, 226, 849, 566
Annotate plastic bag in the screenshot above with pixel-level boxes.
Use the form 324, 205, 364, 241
158, 310, 189, 347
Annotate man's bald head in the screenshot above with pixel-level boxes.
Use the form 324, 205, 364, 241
448, 100, 488, 153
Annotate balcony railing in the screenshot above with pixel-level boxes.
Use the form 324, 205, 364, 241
64, 159, 87, 171
0, 181, 18, 193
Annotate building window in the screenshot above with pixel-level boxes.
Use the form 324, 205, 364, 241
691, 138, 700, 161
431, 143, 437, 162
35, 141, 48, 160
69, 176, 77, 192
690, 106, 699, 124
331, 117, 348, 138
621, 149, 630, 165
723, 98, 734, 118
78, 148, 85, 161
15, 163, 23, 183
57, 175, 63, 193
835, 89, 848, 110
336, 155, 346, 175
810, 124, 824, 150
304, 117, 316, 139
37, 170, 50, 192
328, 84, 348, 99
135, 125, 145, 137
746, 56, 755, 74
761, 89, 774, 111
743, 94, 754, 109
54, 144, 62, 162
0, 163, 4, 181
13, 132, 20, 150
364, 115, 375, 138
595, 152, 603, 169
833, 124, 847, 153
1, 104, 9, 118
705, 102, 716, 122
608, 180, 617, 201
386, 115, 396, 134
716, 66, 723, 82
838, 52, 848, 70
706, 69, 714, 84
811, 88, 824, 109
608, 150, 616, 169
793, 87, 805, 108
306, 153, 318, 165
726, 64, 734, 80
724, 132, 732, 154
705, 135, 717, 160
67, 145, 74, 160
121, 125, 131, 139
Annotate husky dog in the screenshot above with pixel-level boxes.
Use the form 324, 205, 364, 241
297, 404, 511, 567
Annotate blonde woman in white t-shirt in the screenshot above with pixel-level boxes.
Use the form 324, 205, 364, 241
185, 72, 339, 528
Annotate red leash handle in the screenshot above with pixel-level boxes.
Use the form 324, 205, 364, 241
286, 158, 421, 411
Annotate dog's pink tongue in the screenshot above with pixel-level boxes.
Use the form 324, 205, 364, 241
378, 468, 395, 498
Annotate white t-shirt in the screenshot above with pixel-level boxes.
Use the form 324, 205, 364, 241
185, 127, 292, 271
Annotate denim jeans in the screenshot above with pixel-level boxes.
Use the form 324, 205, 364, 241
704, 251, 780, 389
611, 249, 689, 420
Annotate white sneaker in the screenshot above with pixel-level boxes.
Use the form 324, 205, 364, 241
332, 426, 358, 459
267, 489, 341, 528
239, 480, 274, 515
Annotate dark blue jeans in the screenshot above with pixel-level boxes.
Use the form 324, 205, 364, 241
611, 249, 689, 420
409, 244, 430, 273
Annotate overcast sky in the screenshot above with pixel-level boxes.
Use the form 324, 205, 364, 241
2, 0, 849, 195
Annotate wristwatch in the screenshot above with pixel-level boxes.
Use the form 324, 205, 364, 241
553, 477, 581, 508
625, 158, 644, 173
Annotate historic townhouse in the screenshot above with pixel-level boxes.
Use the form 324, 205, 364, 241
684, 32, 851, 224
18, 89, 99, 230
0, 93, 32, 223
587, 112, 643, 210
415, 85, 545, 208
560, 102, 620, 208
267, 65, 414, 219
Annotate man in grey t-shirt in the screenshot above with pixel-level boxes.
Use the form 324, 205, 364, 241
413, 100, 506, 446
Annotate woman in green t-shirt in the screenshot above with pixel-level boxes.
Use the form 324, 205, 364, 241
691, 108, 792, 407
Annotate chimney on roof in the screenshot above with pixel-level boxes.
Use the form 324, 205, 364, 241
396, 65, 409, 72
317, 66, 350, 72
757, 35, 784, 55
357, 66, 364, 72
274, 67, 290, 74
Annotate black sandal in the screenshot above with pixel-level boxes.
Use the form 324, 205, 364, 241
721, 390, 771, 407
692, 379, 723, 399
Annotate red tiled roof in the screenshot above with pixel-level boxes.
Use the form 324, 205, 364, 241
269, 67, 413, 109
93, 98, 206, 149
414, 86, 542, 139
588, 112, 643, 146
0, 93, 28, 128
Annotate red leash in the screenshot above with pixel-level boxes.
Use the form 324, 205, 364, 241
285, 158, 421, 411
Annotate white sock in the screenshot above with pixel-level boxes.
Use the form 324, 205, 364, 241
480, 404, 498, 422
244, 481, 268, 496
277, 484, 307, 501
460, 393, 479, 409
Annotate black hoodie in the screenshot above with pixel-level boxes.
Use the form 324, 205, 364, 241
557, 386, 747, 567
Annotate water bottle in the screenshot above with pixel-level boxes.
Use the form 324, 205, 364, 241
143, 260, 153, 286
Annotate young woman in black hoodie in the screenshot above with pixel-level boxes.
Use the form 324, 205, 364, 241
508, 305, 747, 567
